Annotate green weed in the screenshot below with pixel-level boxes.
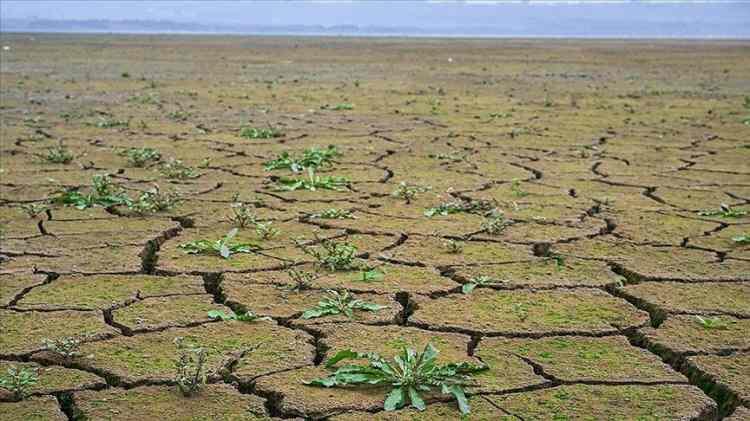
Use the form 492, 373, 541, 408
698, 204, 747, 218
424, 199, 494, 217
20, 203, 49, 219
694, 315, 731, 330
295, 237, 364, 271
159, 158, 199, 179
512, 303, 529, 322
207, 310, 271, 322
128, 185, 180, 214
254, 220, 280, 240
173, 337, 208, 397
301, 289, 385, 319
40, 143, 75, 164
306, 343, 488, 414
240, 126, 283, 139
264, 146, 340, 172
312, 208, 356, 219
0, 366, 38, 400
732, 234, 750, 245
42, 336, 81, 360
443, 239, 464, 254
428, 152, 465, 162
286, 268, 317, 292
510, 179, 528, 197
167, 110, 191, 122
323, 103, 354, 111
462, 276, 498, 294
354, 268, 384, 282
128, 92, 160, 104
119, 147, 161, 167
481, 209, 512, 235
276, 168, 350, 192
178, 228, 258, 259
228, 193, 258, 228
93, 117, 129, 129
52, 174, 131, 209
392, 182, 430, 204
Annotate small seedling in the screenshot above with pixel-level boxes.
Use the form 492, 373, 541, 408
355, 268, 384, 282
240, 125, 283, 139
489, 112, 512, 119
481, 209, 512, 235
276, 168, 350, 192
20, 203, 49, 219
296, 238, 363, 271
545, 254, 566, 271
312, 208, 356, 219
323, 103, 353, 111
41, 143, 74, 164
52, 174, 131, 209
0, 366, 38, 400
462, 276, 497, 294
443, 239, 464, 254
128, 185, 180, 214
512, 303, 529, 322
178, 228, 258, 259
159, 158, 198, 179
128, 92, 160, 104
264, 146, 340, 172
167, 110, 191, 122
254, 220, 280, 240
424, 199, 495, 217
228, 194, 258, 228
42, 336, 81, 359
173, 337, 209, 397
207, 310, 271, 322
510, 179, 528, 197
732, 234, 750, 245
286, 268, 317, 292
392, 182, 430, 204
306, 343, 488, 414
694, 315, 730, 330
698, 204, 747, 218
425, 201, 465, 217
118, 147, 161, 167
94, 117, 129, 129
301, 289, 385, 319
428, 152, 464, 162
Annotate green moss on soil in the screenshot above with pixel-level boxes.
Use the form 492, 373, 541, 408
410, 288, 648, 336
74, 384, 270, 420
488, 384, 717, 420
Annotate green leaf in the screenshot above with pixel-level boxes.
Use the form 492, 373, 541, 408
305, 376, 337, 387
301, 308, 331, 319
219, 244, 231, 259
324, 349, 363, 368
421, 343, 439, 366
384, 387, 406, 411
462, 283, 477, 294
408, 386, 426, 411
448, 385, 471, 415
207, 310, 234, 321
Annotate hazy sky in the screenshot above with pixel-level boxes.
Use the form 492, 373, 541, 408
2, 1, 749, 27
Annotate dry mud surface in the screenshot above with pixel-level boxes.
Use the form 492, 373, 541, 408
1, 35, 749, 420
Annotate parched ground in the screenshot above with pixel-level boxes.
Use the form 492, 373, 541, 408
1, 34, 749, 420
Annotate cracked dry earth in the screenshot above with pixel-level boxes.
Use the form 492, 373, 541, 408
1, 35, 749, 420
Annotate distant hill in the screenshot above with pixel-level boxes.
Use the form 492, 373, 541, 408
1, 17, 748, 39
